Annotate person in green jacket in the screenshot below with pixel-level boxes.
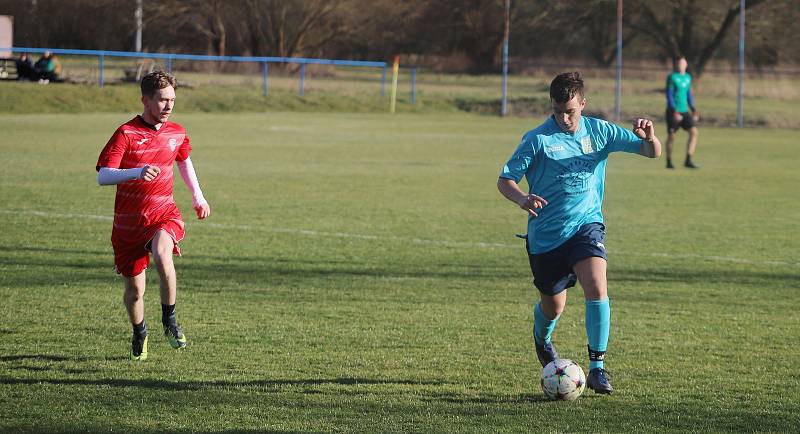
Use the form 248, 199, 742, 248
34, 51, 60, 83
665, 57, 699, 169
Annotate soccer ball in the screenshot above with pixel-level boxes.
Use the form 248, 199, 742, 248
540, 359, 586, 401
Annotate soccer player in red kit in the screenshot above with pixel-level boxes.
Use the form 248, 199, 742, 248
96, 71, 211, 361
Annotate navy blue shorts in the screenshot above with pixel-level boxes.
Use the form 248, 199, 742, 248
526, 223, 608, 296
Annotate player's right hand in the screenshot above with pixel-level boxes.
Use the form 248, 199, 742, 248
673, 112, 683, 122
517, 193, 548, 217
194, 201, 211, 220
139, 165, 160, 181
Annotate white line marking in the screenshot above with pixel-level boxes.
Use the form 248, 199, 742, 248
1, 209, 797, 268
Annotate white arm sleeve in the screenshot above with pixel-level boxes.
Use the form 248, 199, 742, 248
176, 157, 207, 206
97, 167, 143, 185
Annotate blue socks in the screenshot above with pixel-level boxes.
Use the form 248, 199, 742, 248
585, 298, 610, 370
533, 302, 559, 345
534, 298, 611, 370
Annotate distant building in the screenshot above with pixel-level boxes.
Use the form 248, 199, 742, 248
0, 15, 12, 58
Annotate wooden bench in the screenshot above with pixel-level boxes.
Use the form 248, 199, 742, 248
0, 57, 18, 80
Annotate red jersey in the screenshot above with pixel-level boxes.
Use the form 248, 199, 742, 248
96, 116, 192, 276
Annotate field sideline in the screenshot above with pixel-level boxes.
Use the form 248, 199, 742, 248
1, 112, 798, 433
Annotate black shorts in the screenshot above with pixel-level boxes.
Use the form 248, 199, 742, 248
526, 223, 608, 296
666, 108, 695, 133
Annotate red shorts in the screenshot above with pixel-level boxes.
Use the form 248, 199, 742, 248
112, 218, 185, 277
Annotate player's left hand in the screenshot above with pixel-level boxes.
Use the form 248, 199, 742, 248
194, 200, 211, 220
632, 118, 655, 141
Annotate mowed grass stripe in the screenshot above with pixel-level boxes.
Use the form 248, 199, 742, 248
2, 208, 799, 270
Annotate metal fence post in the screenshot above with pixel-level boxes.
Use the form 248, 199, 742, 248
501, 0, 510, 116
737, 0, 745, 128
410, 68, 417, 105
614, 0, 623, 122
166, 57, 172, 73
380, 66, 387, 97
98, 54, 105, 87
299, 64, 306, 97
268, 62, 269, 96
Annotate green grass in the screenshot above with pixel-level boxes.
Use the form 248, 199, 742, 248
0, 112, 799, 433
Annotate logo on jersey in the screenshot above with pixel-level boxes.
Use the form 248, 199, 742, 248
135, 138, 149, 145
168, 138, 178, 151
596, 242, 605, 250
558, 159, 595, 195
546, 145, 565, 153
581, 136, 594, 154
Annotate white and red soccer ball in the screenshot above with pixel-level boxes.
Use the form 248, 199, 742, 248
540, 359, 586, 401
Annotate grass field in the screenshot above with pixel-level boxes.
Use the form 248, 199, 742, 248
1, 111, 799, 433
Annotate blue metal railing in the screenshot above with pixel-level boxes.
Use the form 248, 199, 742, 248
7, 47, 388, 67
4, 47, 418, 104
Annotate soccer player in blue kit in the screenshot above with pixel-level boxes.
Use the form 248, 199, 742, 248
497, 72, 662, 394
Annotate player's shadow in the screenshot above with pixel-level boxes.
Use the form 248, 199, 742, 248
611, 265, 797, 287
0, 354, 79, 362
185, 431, 318, 434
0, 366, 564, 406
0, 255, 107, 270
423, 391, 553, 404
0, 354, 124, 375
0, 375, 452, 395
0, 354, 128, 364
0, 253, 115, 288
178, 254, 517, 288
183, 431, 321, 434
0, 242, 519, 290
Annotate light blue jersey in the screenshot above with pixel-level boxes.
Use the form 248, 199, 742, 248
500, 116, 642, 254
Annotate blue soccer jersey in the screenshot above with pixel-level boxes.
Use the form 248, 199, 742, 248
500, 115, 642, 254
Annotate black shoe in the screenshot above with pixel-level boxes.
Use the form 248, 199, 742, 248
666, 159, 674, 169
535, 340, 559, 368
586, 368, 613, 394
684, 158, 698, 169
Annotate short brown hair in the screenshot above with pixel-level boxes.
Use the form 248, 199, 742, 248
140, 71, 177, 97
549, 72, 584, 103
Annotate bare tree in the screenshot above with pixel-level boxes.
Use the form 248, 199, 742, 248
2, 0, 797, 72
575, 0, 639, 66
417, 0, 560, 72
631, 0, 766, 77
450, 0, 506, 72
241, 0, 349, 60
145, 0, 228, 55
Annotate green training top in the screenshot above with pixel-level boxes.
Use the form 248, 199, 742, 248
666, 72, 693, 113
